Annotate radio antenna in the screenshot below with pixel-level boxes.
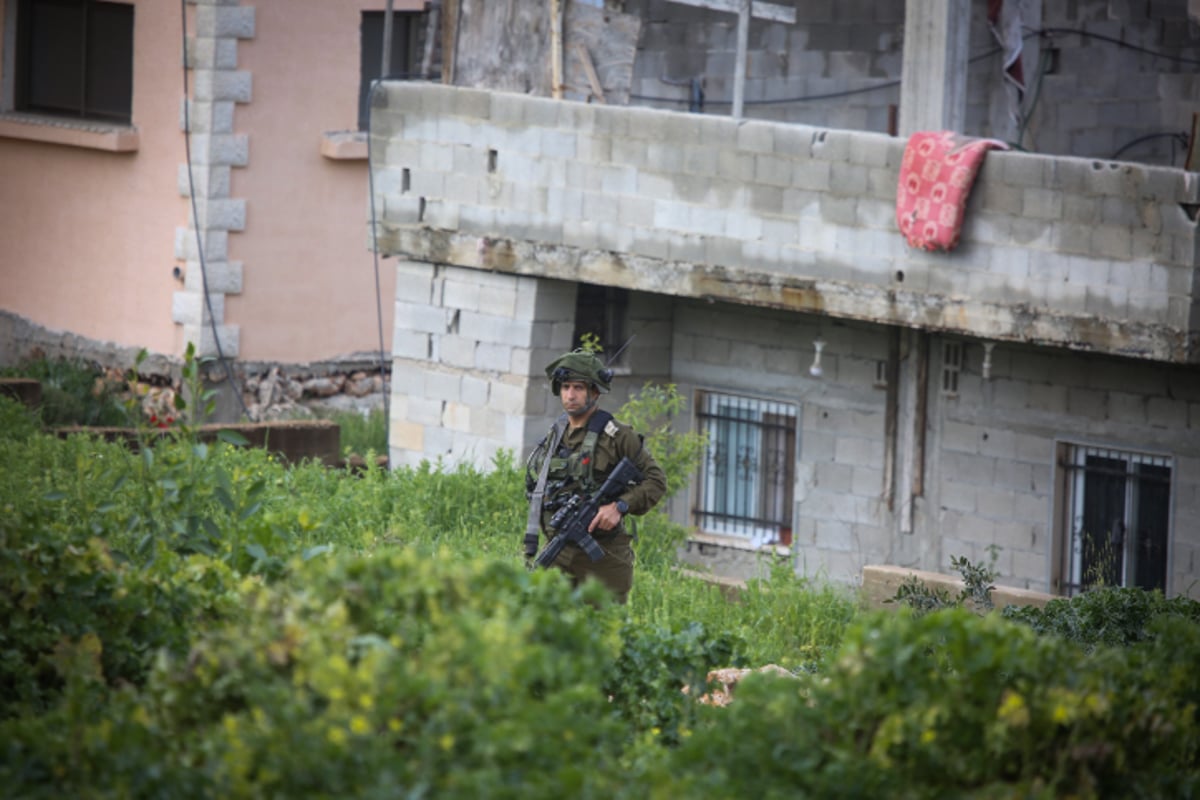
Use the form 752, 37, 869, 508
605, 333, 637, 366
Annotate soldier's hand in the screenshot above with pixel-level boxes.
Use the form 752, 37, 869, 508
589, 502, 623, 533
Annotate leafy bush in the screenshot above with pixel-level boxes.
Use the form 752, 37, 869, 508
605, 620, 742, 744
0, 395, 40, 443
888, 551, 998, 616
1, 356, 130, 427
0, 490, 240, 718
3, 380, 1200, 798
658, 608, 1200, 799
1003, 585, 1200, 649
2, 553, 638, 798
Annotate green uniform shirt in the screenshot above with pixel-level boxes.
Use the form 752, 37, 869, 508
528, 411, 667, 537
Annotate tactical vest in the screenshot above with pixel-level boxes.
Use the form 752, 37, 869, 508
536, 409, 614, 503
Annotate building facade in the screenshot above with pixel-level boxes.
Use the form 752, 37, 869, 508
0, 0, 428, 375
371, 71, 1200, 597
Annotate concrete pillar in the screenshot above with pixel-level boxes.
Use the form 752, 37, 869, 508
897, 0, 971, 136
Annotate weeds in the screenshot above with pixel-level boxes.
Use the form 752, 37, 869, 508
887, 547, 999, 616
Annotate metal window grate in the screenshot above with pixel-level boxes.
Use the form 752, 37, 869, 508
1060, 444, 1171, 596
942, 341, 962, 395
694, 391, 797, 545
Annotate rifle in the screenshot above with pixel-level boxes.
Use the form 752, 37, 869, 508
532, 456, 643, 569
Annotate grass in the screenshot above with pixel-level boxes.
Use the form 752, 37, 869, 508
313, 407, 389, 458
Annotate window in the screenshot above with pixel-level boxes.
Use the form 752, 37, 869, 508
13, 0, 133, 124
1056, 444, 1171, 596
941, 341, 962, 395
573, 283, 630, 366
694, 391, 797, 546
359, 11, 420, 131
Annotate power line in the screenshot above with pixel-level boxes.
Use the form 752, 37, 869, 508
179, 0, 253, 422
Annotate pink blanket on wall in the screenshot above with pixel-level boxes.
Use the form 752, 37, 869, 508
895, 130, 1008, 252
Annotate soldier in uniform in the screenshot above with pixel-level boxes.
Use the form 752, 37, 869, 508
524, 350, 667, 604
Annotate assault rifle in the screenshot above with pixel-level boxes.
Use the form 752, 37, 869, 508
533, 456, 643, 569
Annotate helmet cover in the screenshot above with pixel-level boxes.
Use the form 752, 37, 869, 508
545, 350, 613, 394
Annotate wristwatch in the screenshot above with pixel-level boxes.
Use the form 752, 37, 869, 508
615, 499, 629, 516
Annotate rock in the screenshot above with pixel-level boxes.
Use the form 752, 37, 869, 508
345, 374, 380, 397
683, 664, 796, 707
302, 376, 345, 397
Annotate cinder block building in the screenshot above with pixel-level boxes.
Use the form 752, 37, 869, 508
371, 0, 1200, 598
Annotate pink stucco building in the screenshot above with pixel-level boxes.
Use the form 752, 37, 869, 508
0, 0, 428, 369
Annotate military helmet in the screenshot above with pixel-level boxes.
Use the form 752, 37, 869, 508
545, 349, 613, 395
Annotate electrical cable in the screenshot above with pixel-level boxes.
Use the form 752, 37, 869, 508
1037, 25, 1200, 67
179, 0, 254, 422
1111, 131, 1189, 161
365, 78, 391, 429
630, 21, 1200, 108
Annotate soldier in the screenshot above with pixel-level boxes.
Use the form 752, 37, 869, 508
524, 350, 666, 604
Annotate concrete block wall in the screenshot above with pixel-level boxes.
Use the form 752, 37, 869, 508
371, 82, 1199, 362
664, 296, 1200, 597
618, 0, 1195, 169
1032, 0, 1200, 165
388, 260, 578, 470
927, 334, 1200, 598
668, 299, 894, 585
627, 0, 903, 130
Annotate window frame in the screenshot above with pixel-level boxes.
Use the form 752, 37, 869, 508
1053, 441, 1173, 596
572, 283, 631, 369
693, 389, 798, 547
358, 9, 421, 132
10, 0, 134, 125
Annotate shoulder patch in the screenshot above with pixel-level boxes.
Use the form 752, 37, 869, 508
604, 420, 619, 438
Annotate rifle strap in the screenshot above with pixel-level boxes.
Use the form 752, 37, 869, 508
524, 413, 569, 555
580, 409, 614, 492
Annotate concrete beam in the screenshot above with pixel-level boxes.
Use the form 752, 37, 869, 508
378, 226, 1196, 364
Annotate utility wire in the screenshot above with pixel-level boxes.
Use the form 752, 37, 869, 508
179, 0, 253, 422
633, 24, 1200, 108
365, 78, 391, 428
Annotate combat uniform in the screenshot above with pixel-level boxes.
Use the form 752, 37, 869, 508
525, 390, 666, 604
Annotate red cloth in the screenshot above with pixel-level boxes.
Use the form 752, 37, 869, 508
895, 130, 1008, 252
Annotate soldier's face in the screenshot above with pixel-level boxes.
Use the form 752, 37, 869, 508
560, 380, 594, 416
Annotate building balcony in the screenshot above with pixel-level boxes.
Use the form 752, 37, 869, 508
370, 83, 1200, 363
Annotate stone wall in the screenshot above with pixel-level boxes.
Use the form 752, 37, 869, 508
0, 309, 386, 424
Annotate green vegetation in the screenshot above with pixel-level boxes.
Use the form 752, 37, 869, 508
320, 406, 389, 458
1, 370, 1198, 797
1, 355, 131, 427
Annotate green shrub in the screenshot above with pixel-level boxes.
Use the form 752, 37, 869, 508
1, 356, 130, 427
659, 608, 1200, 799
888, 551, 999, 616
1, 553, 637, 799
1002, 585, 1200, 649
0, 490, 240, 718
604, 620, 742, 744
0, 395, 40, 442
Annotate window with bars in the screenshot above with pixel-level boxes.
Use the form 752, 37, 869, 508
1057, 443, 1171, 596
13, 0, 134, 124
942, 341, 963, 395
694, 391, 797, 546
